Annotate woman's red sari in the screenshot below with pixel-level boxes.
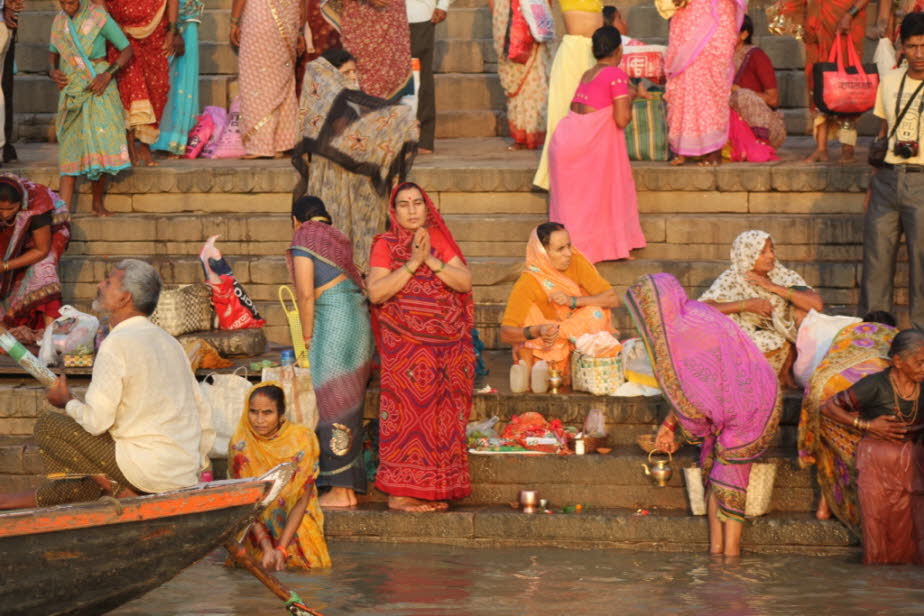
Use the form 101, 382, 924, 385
369, 186, 474, 501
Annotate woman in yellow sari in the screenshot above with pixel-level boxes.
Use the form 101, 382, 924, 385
500, 222, 620, 382
228, 383, 331, 570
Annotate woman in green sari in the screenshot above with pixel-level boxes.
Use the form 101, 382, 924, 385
48, 0, 132, 216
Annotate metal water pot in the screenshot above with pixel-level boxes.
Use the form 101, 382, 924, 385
642, 450, 673, 487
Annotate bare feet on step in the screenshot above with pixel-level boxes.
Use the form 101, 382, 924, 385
319, 487, 358, 508
803, 149, 829, 163
388, 495, 448, 512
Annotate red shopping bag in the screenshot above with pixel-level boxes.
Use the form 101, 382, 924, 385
812, 33, 878, 116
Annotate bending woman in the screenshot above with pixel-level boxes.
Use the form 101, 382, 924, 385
229, 383, 331, 570
294, 50, 418, 272
500, 222, 620, 382
700, 229, 823, 386
628, 273, 782, 557
798, 315, 896, 530
532, 0, 602, 188
820, 329, 924, 564
367, 182, 474, 512
0, 175, 70, 341
49, 0, 132, 216
289, 196, 374, 508
548, 25, 645, 263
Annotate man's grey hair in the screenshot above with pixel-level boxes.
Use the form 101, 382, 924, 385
114, 259, 162, 316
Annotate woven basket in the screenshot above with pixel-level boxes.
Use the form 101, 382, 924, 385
636, 433, 658, 453
150, 283, 214, 336
683, 462, 777, 517
572, 351, 625, 396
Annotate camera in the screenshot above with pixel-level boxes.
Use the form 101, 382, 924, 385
893, 140, 919, 159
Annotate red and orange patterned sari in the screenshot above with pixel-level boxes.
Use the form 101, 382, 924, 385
369, 186, 474, 502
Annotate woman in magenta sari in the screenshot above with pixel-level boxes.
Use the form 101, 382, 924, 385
367, 182, 474, 512
548, 26, 645, 263
665, 0, 746, 166
626, 273, 781, 556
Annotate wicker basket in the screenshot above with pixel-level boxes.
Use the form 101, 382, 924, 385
682, 463, 777, 517
150, 283, 214, 336
636, 433, 658, 453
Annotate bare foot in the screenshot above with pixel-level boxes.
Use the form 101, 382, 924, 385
136, 143, 158, 167
697, 151, 721, 167
388, 495, 445, 512
92, 203, 113, 217
839, 145, 856, 164
815, 495, 832, 520
506, 142, 528, 151
418, 148, 434, 155
803, 149, 829, 163
319, 487, 358, 508
670, 155, 687, 166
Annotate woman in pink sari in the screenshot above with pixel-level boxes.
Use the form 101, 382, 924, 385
548, 26, 645, 263
665, 0, 746, 166
231, 0, 304, 158
626, 273, 781, 556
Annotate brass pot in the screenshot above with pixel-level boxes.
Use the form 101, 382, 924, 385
642, 449, 673, 487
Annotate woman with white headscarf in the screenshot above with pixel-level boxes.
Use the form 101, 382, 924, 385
699, 229, 824, 384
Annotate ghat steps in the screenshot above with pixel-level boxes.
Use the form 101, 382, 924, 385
13, 0, 883, 141
4, 138, 895, 347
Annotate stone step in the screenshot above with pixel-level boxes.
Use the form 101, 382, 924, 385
355, 446, 816, 512
435, 73, 504, 111
323, 505, 856, 554
14, 74, 233, 115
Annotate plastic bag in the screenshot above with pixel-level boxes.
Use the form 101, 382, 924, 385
621, 337, 660, 389
583, 408, 607, 438
38, 306, 100, 367
466, 416, 500, 439
520, 0, 554, 42
200, 106, 229, 159
183, 114, 214, 159
207, 97, 247, 159
200, 368, 252, 457
200, 236, 265, 330
793, 310, 861, 388
262, 365, 317, 429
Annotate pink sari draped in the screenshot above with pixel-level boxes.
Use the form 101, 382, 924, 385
548, 68, 645, 263
727, 109, 778, 162
664, 0, 745, 156
626, 274, 782, 522
239, 0, 299, 156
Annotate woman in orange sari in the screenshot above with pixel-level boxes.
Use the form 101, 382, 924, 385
500, 222, 620, 382
229, 383, 331, 570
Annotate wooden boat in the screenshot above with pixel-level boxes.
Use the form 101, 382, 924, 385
0, 464, 294, 616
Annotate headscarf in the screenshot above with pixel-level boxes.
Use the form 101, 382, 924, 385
288, 220, 364, 289
699, 229, 808, 353
626, 273, 781, 521
228, 382, 331, 569
293, 57, 418, 199
369, 183, 473, 344
520, 227, 612, 362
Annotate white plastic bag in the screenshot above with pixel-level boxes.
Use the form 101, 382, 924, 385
793, 310, 861, 388
262, 365, 318, 429
520, 0, 555, 42
874, 37, 897, 79
38, 305, 100, 366
199, 368, 252, 457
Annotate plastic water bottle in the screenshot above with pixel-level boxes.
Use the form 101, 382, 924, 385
280, 348, 295, 367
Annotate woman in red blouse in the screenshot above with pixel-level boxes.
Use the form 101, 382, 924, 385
730, 16, 787, 149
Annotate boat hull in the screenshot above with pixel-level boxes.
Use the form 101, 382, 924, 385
0, 479, 270, 616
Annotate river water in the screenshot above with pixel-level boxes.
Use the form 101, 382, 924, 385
111, 541, 922, 615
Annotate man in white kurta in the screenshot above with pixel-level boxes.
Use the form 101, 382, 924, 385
30, 259, 214, 506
